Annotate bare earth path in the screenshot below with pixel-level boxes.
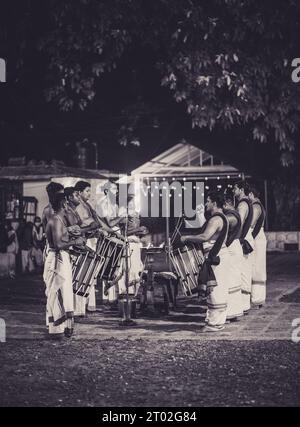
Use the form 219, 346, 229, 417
0, 253, 299, 406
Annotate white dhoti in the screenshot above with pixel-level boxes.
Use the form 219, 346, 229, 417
118, 240, 143, 296
226, 239, 243, 320
241, 228, 254, 313
43, 250, 74, 335
206, 246, 231, 328
251, 228, 267, 306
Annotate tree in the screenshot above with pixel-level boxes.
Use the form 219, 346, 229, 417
2, 0, 300, 164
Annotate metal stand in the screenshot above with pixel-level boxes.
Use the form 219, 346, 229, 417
119, 215, 137, 327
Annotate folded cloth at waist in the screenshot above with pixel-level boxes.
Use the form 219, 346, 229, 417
203, 240, 227, 255
240, 227, 254, 255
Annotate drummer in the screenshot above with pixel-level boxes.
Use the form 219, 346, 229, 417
181, 191, 230, 332
64, 186, 97, 318
117, 187, 146, 299
96, 180, 126, 304
42, 182, 64, 230
43, 192, 86, 339
74, 180, 105, 315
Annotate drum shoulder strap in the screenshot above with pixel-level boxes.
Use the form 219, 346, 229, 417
225, 209, 242, 247
237, 198, 253, 239
252, 200, 266, 238
205, 212, 229, 260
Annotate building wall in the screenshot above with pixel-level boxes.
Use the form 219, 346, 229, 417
266, 231, 300, 251
23, 181, 49, 220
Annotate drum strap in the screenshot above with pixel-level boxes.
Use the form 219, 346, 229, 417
201, 212, 228, 263
236, 198, 254, 255
197, 213, 228, 296
225, 210, 242, 247
237, 198, 253, 239
252, 201, 265, 239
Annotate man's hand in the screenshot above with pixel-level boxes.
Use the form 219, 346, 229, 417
206, 286, 214, 296
75, 236, 86, 247
181, 236, 189, 245
128, 235, 140, 243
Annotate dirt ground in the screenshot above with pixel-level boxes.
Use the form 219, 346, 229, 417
0, 252, 300, 407
1, 339, 299, 407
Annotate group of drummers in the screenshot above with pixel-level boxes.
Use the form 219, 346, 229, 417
42, 178, 266, 338
177, 181, 267, 332
42, 179, 146, 339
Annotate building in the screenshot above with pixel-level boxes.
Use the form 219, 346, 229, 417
0, 159, 116, 223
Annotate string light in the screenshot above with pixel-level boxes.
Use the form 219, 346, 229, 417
205, 185, 209, 190
172, 177, 176, 181
217, 176, 220, 180
227, 175, 230, 179
205, 177, 208, 181
183, 177, 186, 181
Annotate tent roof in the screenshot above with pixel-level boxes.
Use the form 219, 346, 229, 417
131, 142, 248, 178
0, 163, 116, 181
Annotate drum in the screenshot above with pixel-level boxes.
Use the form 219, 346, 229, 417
170, 244, 204, 296
70, 247, 103, 297
95, 234, 125, 281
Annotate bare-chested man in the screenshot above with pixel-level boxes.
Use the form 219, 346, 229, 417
249, 185, 267, 308
43, 192, 85, 339
233, 181, 254, 314
181, 192, 230, 332
42, 182, 64, 230
223, 193, 244, 321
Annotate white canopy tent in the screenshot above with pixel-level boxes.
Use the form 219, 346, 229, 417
131, 142, 248, 180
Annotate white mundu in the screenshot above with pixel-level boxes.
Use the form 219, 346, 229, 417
251, 201, 267, 307
205, 243, 231, 327
241, 228, 254, 312
227, 239, 244, 319
224, 209, 243, 320
44, 249, 74, 335
236, 198, 254, 314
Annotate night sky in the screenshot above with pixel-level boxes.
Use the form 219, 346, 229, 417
0, 1, 298, 178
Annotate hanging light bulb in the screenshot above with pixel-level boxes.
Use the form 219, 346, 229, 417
205, 185, 209, 190
205, 177, 208, 181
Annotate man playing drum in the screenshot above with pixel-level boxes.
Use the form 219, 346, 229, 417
233, 181, 254, 314
74, 181, 110, 312
223, 193, 244, 322
181, 191, 230, 332
43, 192, 86, 339
248, 185, 267, 309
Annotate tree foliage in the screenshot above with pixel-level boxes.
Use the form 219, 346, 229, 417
5, 0, 300, 164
